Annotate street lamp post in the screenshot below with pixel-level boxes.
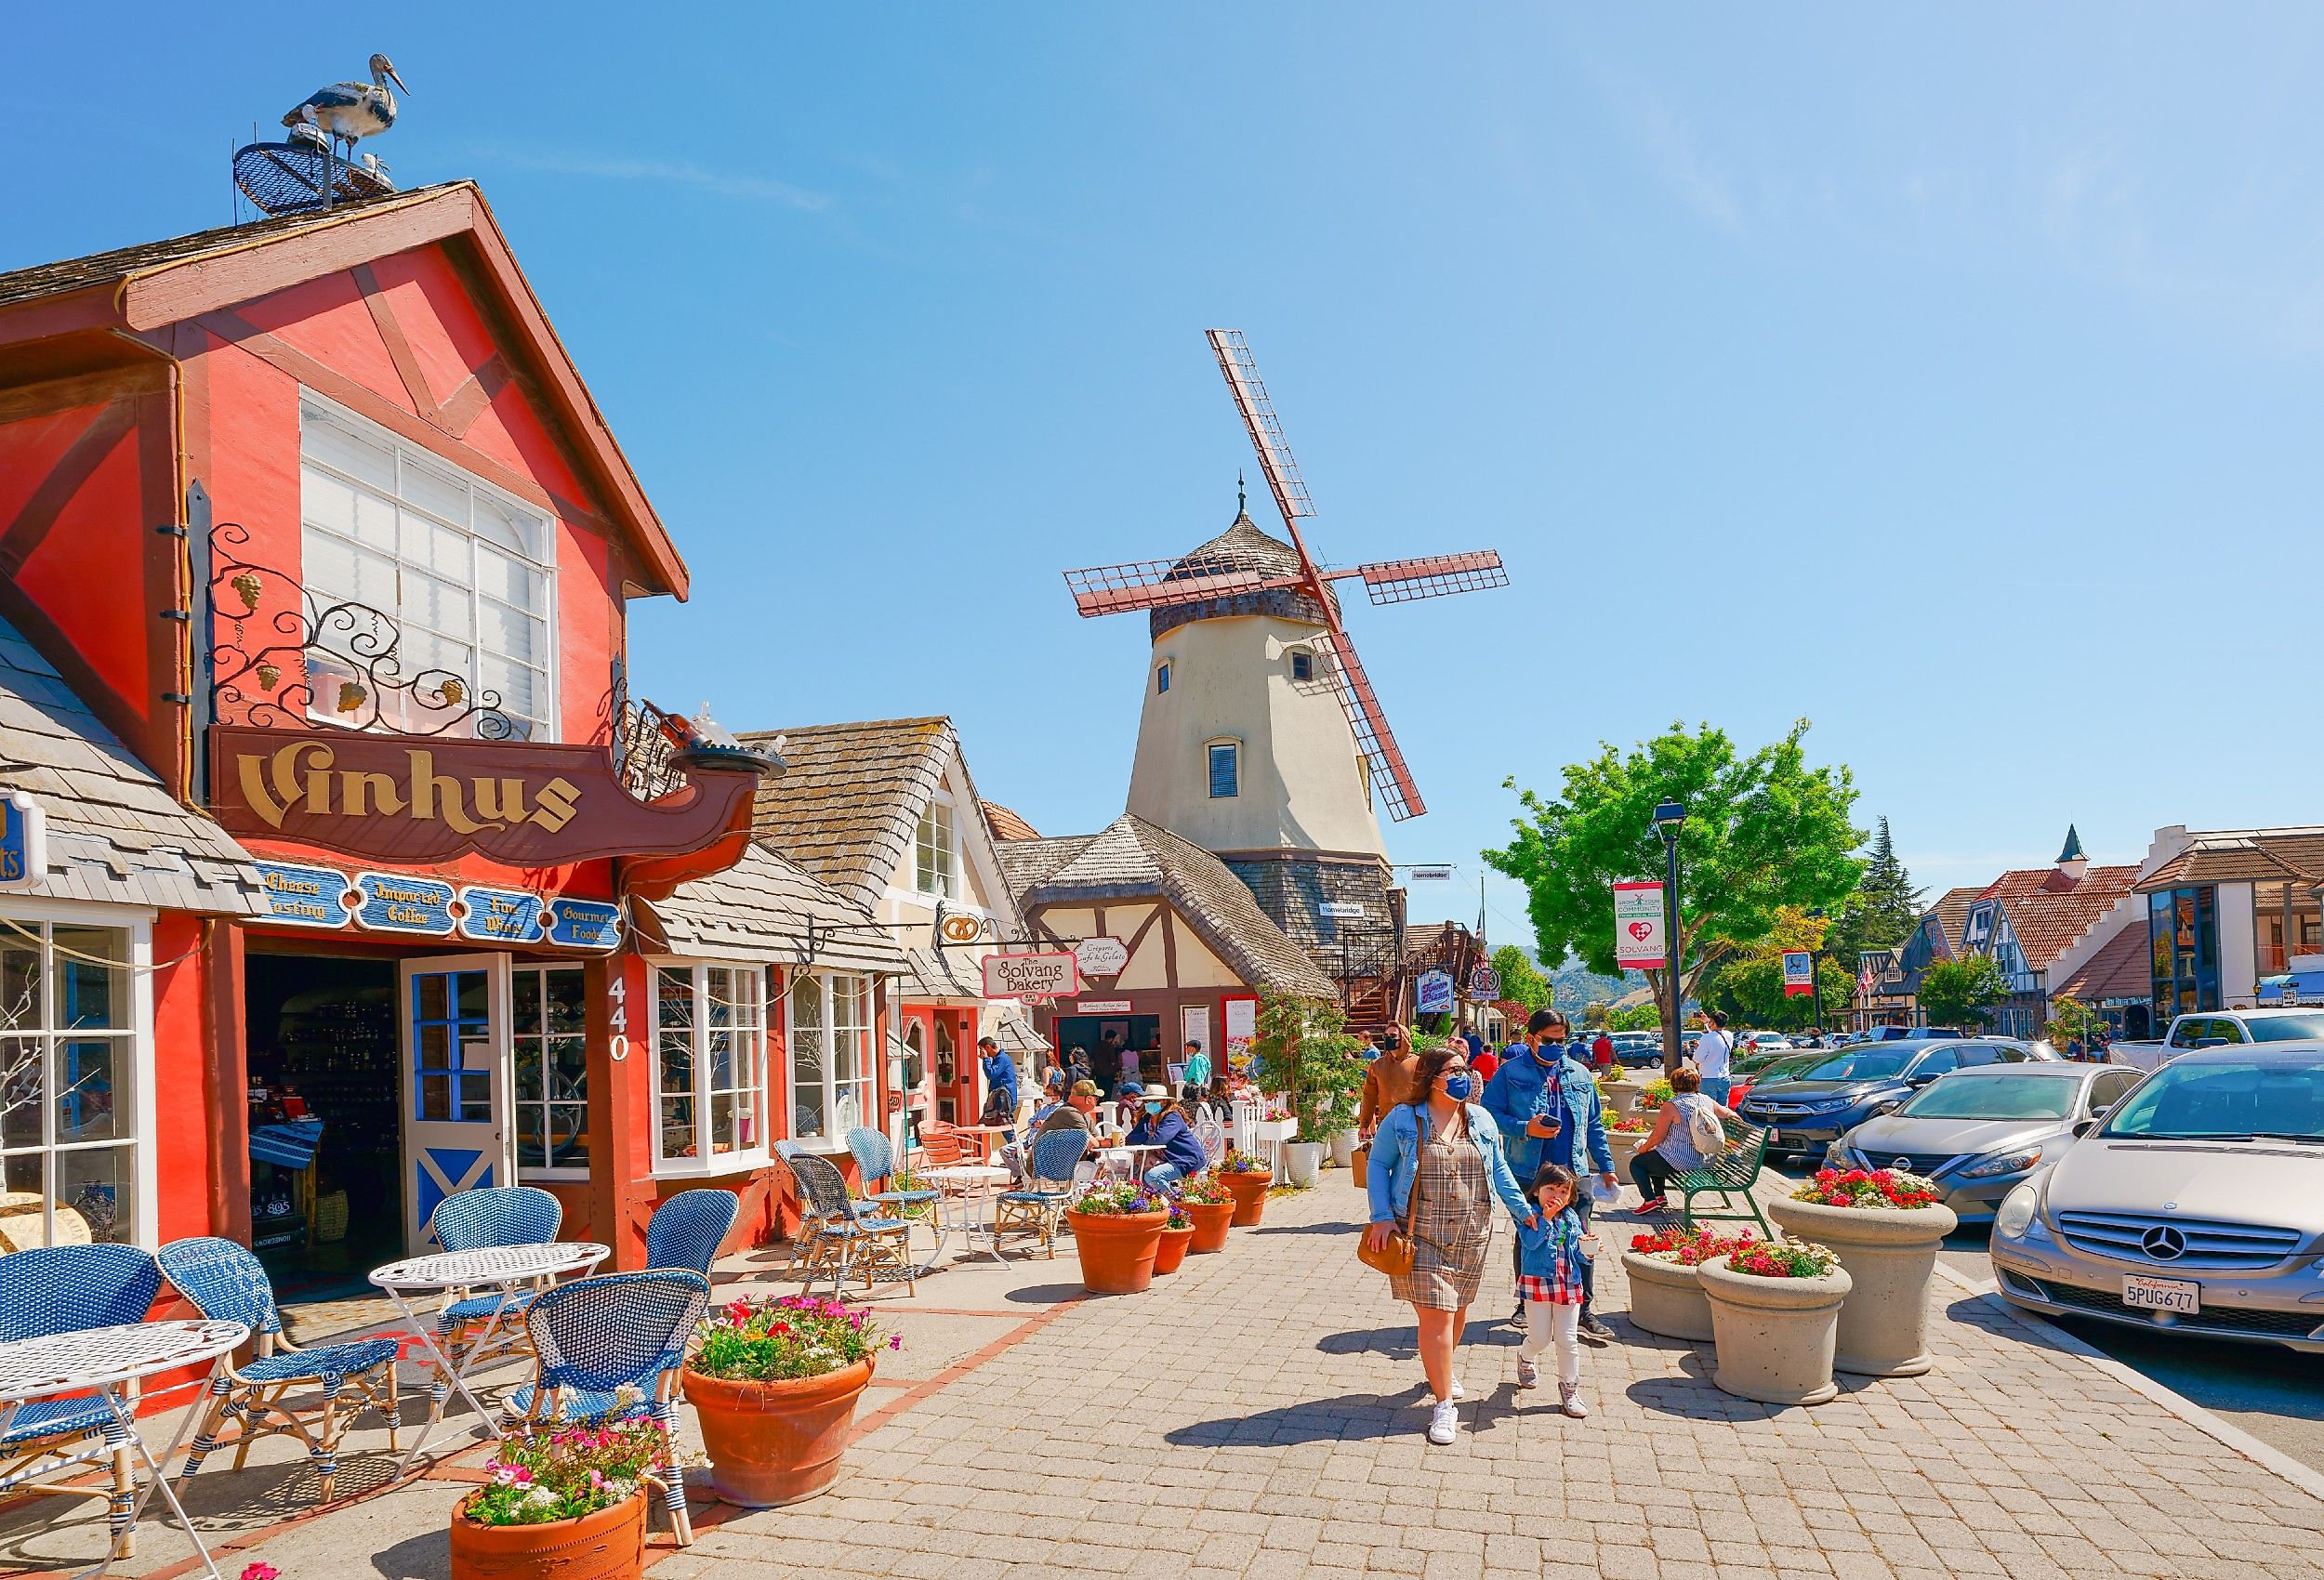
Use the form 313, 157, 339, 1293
1806, 906, 1828, 1037
1653, 799, 1686, 1075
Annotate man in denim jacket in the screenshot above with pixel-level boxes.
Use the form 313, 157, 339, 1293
1482, 1009, 1617, 1338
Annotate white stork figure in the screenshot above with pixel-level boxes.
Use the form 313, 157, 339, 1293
283, 53, 408, 158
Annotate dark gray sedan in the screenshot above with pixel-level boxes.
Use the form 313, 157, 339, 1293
1825, 1062, 2146, 1222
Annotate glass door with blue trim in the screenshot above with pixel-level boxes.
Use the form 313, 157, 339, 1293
397, 954, 514, 1252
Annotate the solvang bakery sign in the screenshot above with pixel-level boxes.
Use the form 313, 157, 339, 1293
208, 723, 760, 865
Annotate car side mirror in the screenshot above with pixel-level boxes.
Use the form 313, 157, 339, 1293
1907, 1073, 1937, 1086
2072, 1118, 2098, 1138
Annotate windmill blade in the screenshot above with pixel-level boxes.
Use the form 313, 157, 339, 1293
1206, 329, 1315, 530
1311, 629, 1425, 822
1354, 550, 1510, 606
1062, 553, 1303, 618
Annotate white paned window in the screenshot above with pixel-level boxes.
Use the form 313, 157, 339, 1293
512, 964, 588, 1177
0, 920, 140, 1247
651, 962, 767, 1170
915, 800, 955, 899
299, 396, 558, 740
788, 973, 874, 1146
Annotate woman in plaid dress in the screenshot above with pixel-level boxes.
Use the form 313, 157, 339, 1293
1364, 1046, 1533, 1445
1513, 1164, 1597, 1417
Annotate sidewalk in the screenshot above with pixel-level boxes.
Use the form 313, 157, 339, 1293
12, 1175, 2324, 1578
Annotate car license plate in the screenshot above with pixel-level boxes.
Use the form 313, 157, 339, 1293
1763, 1126, 1779, 1146
2122, 1275, 2199, 1315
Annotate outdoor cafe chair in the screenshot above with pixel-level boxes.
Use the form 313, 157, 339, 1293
992, 1129, 1090, 1257
153, 1237, 401, 1505
1194, 1112, 1229, 1169
423, 1185, 563, 1405
845, 1126, 941, 1218
646, 1188, 740, 1278
0, 1243, 163, 1557
505, 1271, 712, 1546
776, 1149, 916, 1297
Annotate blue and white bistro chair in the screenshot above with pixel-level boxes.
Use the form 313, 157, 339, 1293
645, 1189, 740, 1278
0, 1244, 162, 1557
424, 1185, 563, 1406
775, 1147, 916, 1297
154, 1237, 401, 1505
992, 1129, 1091, 1257
506, 1271, 712, 1545
844, 1126, 940, 1219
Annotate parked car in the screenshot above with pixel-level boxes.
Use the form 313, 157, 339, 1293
1726, 1047, 1824, 1109
1855, 1025, 1966, 1042
2106, 1007, 2324, 1073
1824, 1062, 2146, 1222
1990, 1043, 2324, 1352
1735, 1037, 2053, 1158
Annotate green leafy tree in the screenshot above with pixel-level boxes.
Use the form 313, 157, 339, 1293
1581, 1000, 1610, 1031
1488, 944, 1552, 1014
2045, 994, 2106, 1051
1249, 993, 1367, 1139
1697, 905, 1855, 1031
1916, 955, 2011, 1029
1607, 1002, 1664, 1032
1825, 817, 1923, 974
1486, 720, 1864, 1067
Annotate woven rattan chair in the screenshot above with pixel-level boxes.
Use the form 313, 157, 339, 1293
646, 1189, 740, 1277
779, 1151, 915, 1296
845, 1126, 940, 1218
424, 1185, 563, 1406
508, 1271, 712, 1545
154, 1237, 400, 1504
992, 1129, 1090, 1257
0, 1244, 161, 1556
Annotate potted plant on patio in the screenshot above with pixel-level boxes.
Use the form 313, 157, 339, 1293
1620, 1223, 1758, 1342
1605, 1113, 1651, 1178
1699, 1240, 1851, 1406
449, 1419, 658, 1580
682, 1293, 898, 1508
1251, 993, 1365, 1189
1065, 1182, 1171, 1293
1768, 1166, 1957, 1377
1152, 1204, 1198, 1276
1177, 1174, 1235, 1253
1216, 1150, 1274, 1226
1598, 1067, 1645, 1119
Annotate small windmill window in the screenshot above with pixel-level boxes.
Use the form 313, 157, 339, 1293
1208, 743, 1239, 798
1156, 663, 1171, 695
1290, 651, 1314, 682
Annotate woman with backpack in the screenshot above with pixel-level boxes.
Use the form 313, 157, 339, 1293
1627, 1065, 1743, 1215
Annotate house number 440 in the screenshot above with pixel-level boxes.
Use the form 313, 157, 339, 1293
608, 974, 630, 1062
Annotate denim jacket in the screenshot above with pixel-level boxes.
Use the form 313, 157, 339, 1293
1364, 1101, 1533, 1227
1480, 1044, 1614, 1180
1513, 1206, 1590, 1284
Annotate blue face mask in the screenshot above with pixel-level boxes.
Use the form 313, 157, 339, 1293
1143, 1101, 1163, 1114
1442, 1073, 1474, 1101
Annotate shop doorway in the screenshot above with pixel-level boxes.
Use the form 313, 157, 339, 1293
1051, 1015, 1164, 1093
397, 954, 515, 1253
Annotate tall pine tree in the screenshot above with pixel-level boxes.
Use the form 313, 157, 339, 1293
1827, 817, 1923, 974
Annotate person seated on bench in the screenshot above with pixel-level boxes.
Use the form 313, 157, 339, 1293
1629, 1066, 1742, 1215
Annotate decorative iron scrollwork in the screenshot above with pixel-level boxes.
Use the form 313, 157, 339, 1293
205, 520, 520, 740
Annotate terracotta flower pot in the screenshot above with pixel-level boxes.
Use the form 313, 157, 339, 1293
1152, 1223, 1196, 1276
1698, 1254, 1852, 1407
1182, 1200, 1234, 1253
1221, 1170, 1272, 1226
1767, 1194, 1959, 1377
450, 1490, 644, 1580
683, 1357, 875, 1508
1067, 1208, 1169, 1293
1621, 1249, 1715, 1342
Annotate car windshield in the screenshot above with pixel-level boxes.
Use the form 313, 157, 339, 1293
1785, 1049, 1912, 1081
1898, 1073, 2078, 1121
2245, 1014, 2324, 1042
2102, 1056, 2324, 1141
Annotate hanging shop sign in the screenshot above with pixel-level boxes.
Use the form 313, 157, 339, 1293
1469, 965, 1501, 999
983, 951, 1081, 1002
255, 861, 355, 927
1416, 968, 1455, 1015
1614, 881, 1666, 969
206, 724, 760, 866
938, 912, 984, 944
458, 885, 548, 945
546, 898, 622, 951
1319, 902, 1368, 919
1073, 935, 1130, 977
1782, 950, 1815, 997
354, 872, 457, 936
1407, 864, 1454, 882
0, 791, 46, 889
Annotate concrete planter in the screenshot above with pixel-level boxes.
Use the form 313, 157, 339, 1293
1620, 1250, 1715, 1342
1699, 1254, 1851, 1406
1767, 1194, 1958, 1377
1606, 1128, 1649, 1179
1327, 1129, 1357, 1168
1600, 1079, 1645, 1120
1282, 1141, 1325, 1188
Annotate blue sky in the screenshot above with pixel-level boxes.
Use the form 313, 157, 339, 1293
11, 7, 2324, 946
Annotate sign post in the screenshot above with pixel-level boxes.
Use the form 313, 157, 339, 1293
1782, 950, 1815, 997
1416, 968, 1454, 1016
1613, 882, 1666, 969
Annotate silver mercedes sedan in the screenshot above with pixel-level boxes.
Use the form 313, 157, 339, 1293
1990, 1043, 2324, 1352
1825, 1062, 2146, 1222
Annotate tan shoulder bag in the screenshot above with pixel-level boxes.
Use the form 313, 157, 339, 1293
1356, 1113, 1427, 1277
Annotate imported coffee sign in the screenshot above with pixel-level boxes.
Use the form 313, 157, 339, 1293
209, 725, 758, 866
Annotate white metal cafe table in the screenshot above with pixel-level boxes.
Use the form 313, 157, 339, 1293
0, 1318, 248, 1580
369, 1242, 608, 1469
920, 1164, 1012, 1269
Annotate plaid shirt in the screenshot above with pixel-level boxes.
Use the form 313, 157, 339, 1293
1516, 1210, 1587, 1305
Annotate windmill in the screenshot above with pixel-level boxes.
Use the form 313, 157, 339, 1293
1063, 330, 1509, 823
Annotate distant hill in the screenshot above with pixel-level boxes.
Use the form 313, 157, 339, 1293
1545, 956, 1644, 1011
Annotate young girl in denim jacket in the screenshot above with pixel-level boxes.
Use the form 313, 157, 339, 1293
1513, 1163, 1597, 1416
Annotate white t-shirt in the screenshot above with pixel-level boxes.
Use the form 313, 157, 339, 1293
1694, 1027, 1733, 1079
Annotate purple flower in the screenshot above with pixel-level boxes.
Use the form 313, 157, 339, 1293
888, 1334, 904, 1350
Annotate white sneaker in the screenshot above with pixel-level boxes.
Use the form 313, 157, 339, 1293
1427, 1399, 1459, 1445
1558, 1384, 1588, 1419
1515, 1357, 1539, 1389
1448, 1376, 1464, 1400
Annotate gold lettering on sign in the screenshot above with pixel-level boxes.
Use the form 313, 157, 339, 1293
472, 778, 529, 825
223, 736, 588, 841
342, 770, 404, 817
407, 751, 485, 834
532, 778, 580, 832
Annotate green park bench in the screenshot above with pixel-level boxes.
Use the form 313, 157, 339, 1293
1675, 1115, 1773, 1239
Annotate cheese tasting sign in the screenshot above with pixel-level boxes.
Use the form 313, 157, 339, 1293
209, 724, 759, 865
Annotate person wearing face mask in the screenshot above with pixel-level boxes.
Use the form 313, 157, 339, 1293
1482, 1009, 1618, 1341
1355, 1023, 1421, 1139
1124, 1088, 1208, 1192
1363, 1046, 1533, 1446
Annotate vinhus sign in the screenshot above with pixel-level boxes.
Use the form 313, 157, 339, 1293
207, 724, 759, 865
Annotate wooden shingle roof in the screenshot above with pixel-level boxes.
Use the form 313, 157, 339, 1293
634, 841, 905, 974
736, 718, 953, 911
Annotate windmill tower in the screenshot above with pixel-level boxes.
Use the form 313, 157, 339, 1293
1063, 330, 1510, 963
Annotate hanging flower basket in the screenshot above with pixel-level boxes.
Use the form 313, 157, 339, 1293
1768, 1168, 1957, 1377
681, 1294, 895, 1508
1065, 1184, 1169, 1293
1699, 1244, 1851, 1406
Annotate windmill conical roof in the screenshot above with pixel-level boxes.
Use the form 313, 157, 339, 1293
1152, 509, 1336, 639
